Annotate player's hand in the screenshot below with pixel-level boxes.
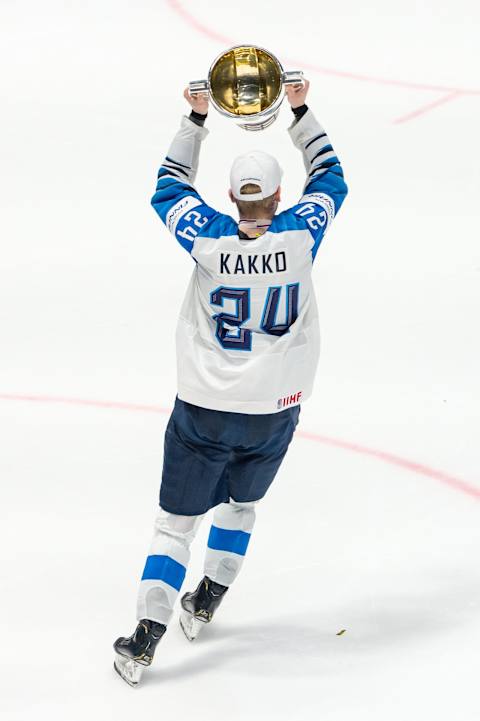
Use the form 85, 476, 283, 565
285, 78, 309, 109
184, 87, 209, 115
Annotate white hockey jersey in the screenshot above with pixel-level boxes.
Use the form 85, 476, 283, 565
151, 109, 348, 414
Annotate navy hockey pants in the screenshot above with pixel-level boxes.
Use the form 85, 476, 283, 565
159, 397, 301, 516
136, 398, 300, 625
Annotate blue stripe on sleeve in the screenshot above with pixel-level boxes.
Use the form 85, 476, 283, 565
162, 163, 189, 178
141, 555, 186, 591
305, 132, 327, 149
157, 167, 182, 180
207, 526, 251, 556
165, 155, 191, 169
310, 144, 333, 163
154, 178, 193, 195
309, 157, 340, 176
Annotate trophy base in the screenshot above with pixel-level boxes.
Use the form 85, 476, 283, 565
239, 111, 279, 131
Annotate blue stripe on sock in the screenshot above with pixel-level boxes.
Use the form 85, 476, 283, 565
207, 526, 251, 556
141, 555, 186, 591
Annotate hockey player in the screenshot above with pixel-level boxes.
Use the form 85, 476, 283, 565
113, 79, 348, 685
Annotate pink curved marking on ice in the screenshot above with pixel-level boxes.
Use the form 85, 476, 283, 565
0, 392, 170, 416
298, 429, 480, 502
166, 0, 480, 96
1, 391, 479, 502
166, 0, 480, 123
393, 91, 462, 124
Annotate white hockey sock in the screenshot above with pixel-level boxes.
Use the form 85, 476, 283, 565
203, 500, 257, 587
136, 508, 204, 626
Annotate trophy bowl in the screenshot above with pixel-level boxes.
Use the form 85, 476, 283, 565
189, 45, 303, 131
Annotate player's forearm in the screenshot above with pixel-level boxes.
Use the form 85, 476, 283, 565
289, 108, 348, 212
157, 114, 209, 188
289, 107, 336, 175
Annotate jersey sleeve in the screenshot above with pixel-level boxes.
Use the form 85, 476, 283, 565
284, 108, 348, 261
150, 115, 220, 254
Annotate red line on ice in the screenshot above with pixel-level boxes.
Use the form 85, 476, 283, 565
2, 392, 479, 502
298, 429, 480, 502
0, 392, 171, 416
393, 91, 462, 124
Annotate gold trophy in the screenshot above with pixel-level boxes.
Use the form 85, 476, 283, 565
189, 45, 303, 131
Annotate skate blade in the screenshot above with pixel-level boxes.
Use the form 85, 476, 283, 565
179, 611, 207, 642
114, 653, 144, 687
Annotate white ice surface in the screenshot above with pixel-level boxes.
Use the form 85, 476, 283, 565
1, 1, 479, 719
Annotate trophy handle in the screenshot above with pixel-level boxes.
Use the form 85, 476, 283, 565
282, 71, 304, 85
189, 79, 209, 94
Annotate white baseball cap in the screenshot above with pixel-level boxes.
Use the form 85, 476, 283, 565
230, 150, 283, 201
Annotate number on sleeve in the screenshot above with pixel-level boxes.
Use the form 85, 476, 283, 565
295, 202, 328, 230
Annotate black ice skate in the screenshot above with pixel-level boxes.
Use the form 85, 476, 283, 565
180, 576, 228, 641
113, 619, 166, 686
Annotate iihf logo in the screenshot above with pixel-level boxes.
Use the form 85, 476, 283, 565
277, 391, 302, 409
